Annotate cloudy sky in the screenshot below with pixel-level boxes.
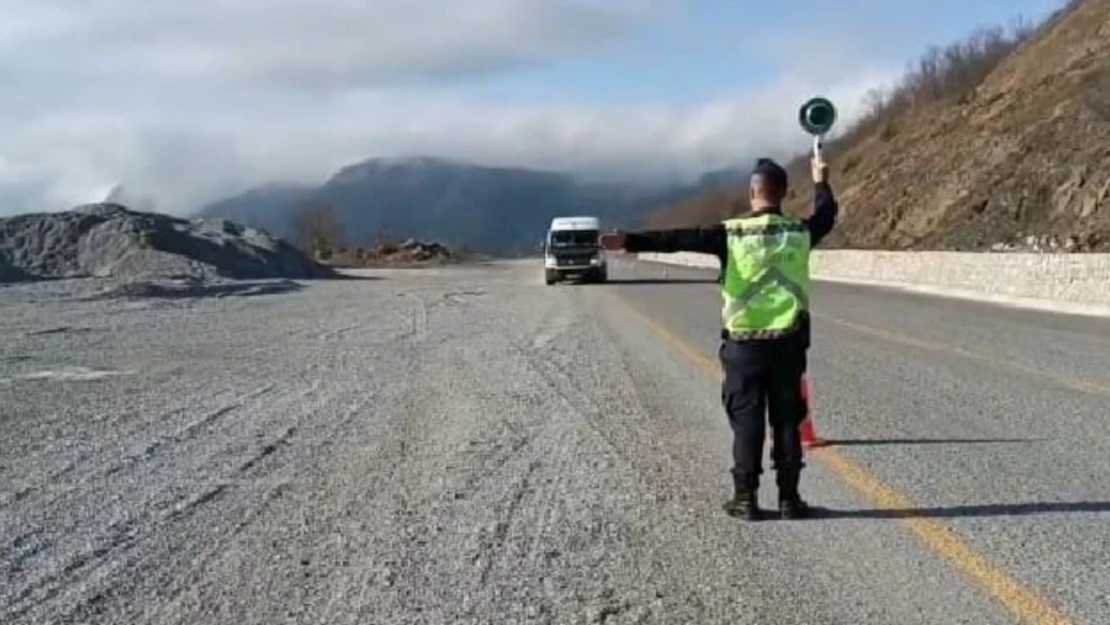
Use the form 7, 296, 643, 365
0, 0, 1067, 215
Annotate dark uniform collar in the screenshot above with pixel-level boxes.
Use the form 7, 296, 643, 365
744, 205, 782, 217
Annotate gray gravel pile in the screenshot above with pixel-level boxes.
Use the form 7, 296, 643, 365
0, 203, 335, 284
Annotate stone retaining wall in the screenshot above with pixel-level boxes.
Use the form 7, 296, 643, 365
637, 251, 1110, 307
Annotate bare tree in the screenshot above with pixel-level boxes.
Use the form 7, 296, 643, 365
292, 201, 343, 261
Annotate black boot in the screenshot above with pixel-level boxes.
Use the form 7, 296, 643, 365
777, 470, 810, 520
723, 474, 762, 520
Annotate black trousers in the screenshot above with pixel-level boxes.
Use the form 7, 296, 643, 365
719, 329, 808, 488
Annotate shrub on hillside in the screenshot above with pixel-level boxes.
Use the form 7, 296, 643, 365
831, 17, 1037, 156
643, 2, 1086, 229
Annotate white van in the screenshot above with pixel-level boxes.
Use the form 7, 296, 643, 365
543, 216, 607, 285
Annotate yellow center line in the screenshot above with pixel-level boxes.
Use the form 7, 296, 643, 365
603, 291, 1078, 625
813, 313, 1110, 398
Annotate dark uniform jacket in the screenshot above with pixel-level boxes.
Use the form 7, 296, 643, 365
622, 181, 840, 344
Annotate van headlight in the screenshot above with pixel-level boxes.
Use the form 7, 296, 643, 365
545, 256, 557, 268
589, 255, 602, 266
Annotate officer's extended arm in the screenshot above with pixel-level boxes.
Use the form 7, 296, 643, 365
804, 181, 839, 247
621, 225, 726, 256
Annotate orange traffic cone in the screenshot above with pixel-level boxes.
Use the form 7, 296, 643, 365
799, 375, 828, 448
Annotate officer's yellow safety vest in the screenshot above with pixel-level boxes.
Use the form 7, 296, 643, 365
720, 213, 811, 339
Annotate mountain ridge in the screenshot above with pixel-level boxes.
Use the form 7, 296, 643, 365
196, 156, 741, 255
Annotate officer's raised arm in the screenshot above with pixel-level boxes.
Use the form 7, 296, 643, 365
803, 154, 839, 247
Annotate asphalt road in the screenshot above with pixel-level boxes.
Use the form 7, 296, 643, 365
607, 256, 1110, 625
2, 259, 1108, 625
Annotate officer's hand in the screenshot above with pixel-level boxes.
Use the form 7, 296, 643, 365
599, 231, 627, 251
811, 154, 828, 184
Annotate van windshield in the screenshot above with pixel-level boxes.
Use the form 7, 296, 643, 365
549, 229, 599, 248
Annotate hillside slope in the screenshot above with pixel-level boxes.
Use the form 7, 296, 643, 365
647, 0, 1110, 252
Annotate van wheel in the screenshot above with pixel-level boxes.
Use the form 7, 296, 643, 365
585, 268, 606, 284
544, 270, 558, 285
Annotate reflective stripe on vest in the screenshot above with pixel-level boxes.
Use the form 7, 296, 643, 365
720, 214, 811, 339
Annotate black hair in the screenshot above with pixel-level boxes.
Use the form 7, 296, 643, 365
751, 157, 788, 196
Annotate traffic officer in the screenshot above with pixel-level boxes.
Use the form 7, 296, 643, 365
599, 154, 838, 520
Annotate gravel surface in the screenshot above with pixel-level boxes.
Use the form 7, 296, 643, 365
2, 258, 1107, 624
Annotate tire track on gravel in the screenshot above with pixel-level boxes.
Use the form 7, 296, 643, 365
137, 389, 378, 625
2, 382, 283, 513
380, 305, 551, 583
449, 288, 688, 623
509, 296, 688, 491
150, 287, 474, 625
4, 391, 266, 621
3, 348, 368, 625
312, 283, 590, 624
